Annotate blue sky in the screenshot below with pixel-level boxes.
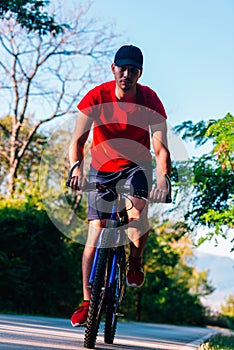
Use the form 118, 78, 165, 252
88, 0, 234, 127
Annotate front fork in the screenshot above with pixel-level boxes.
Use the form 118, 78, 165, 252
89, 224, 118, 287
89, 198, 120, 289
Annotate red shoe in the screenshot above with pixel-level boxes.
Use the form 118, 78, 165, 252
126, 256, 145, 288
70, 301, 90, 327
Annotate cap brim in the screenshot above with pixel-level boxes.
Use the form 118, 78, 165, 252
114, 59, 142, 70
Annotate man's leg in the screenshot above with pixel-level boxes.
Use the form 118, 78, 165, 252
126, 198, 149, 287
82, 220, 103, 300
129, 231, 149, 257
71, 219, 102, 326
127, 196, 149, 251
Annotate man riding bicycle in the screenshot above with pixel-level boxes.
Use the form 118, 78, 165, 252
68, 45, 172, 326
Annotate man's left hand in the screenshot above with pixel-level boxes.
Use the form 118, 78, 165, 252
149, 174, 171, 203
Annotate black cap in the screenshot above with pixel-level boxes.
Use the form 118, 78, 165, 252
114, 45, 143, 70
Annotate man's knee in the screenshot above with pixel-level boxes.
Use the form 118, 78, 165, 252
86, 220, 102, 247
127, 203, 148, 227
128, 211, 141, 222
127, 217, 150, 232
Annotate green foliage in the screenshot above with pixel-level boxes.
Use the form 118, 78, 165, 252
122, 221, 210, 325
0, 198, 84, 316
190, 155, 233, 228
0, 115, 47, 189
174, 113, 234, 242
206, 113, 234, 171
221, 294, 234, 318
0, 0, 66, 35
200, 334, 234, 350
175, 119, 214, 147
0, 196, 212, 325
216, 293, 234, 329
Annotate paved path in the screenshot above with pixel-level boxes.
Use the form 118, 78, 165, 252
0, 314, 221, 349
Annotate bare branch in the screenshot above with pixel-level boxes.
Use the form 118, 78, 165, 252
0, 149, 10, 160
0, 122, 10, 136
0, 2, 120, 197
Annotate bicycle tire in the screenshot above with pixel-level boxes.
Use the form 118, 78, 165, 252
84, 246, 108, 349
104, 246, 126, 344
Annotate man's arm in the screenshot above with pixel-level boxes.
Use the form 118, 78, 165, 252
150, 121, 172, 202
68, 112, 93, 188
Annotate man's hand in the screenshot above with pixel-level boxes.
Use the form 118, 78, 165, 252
69, 175, 87, 191
149, 188, 168, 203
66, 161, 87, 190
149, 174, 171, 203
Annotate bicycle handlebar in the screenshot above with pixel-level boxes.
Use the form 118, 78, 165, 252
66, 160, 82, 187
66, 161, 172, 203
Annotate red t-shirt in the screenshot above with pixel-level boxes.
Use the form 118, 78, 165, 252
77, 80, 167, 172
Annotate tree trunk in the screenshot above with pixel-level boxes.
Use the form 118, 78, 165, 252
6, 163, 18, 199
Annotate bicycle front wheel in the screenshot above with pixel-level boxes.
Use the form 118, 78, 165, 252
84, 247, 108, 349
104, 245, 126, 344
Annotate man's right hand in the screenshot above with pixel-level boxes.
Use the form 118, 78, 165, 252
69, 175, 87, 191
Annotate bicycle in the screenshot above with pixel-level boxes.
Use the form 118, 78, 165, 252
66, 161, 171, 349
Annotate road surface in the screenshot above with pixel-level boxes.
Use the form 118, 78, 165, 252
0, 314, 221, 349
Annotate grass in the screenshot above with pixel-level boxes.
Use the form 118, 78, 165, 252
199, 334, 234, 350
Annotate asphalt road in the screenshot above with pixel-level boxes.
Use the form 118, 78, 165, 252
0, 314, 221, 350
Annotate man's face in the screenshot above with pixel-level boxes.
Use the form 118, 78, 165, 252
111, 64, 142, 91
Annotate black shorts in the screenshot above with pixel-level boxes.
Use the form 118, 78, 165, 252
87, 163, 152, 220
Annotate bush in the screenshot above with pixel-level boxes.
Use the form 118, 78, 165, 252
200, 334, 234, 350
0, 198, 83, 317
206, 314, 234, 331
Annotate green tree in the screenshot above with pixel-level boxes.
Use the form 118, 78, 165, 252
174, 113, 234, 245
221, 294, 234, 318
0, 0, 65, 35
0, 115, 47, 196
214, 294, 234, 330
